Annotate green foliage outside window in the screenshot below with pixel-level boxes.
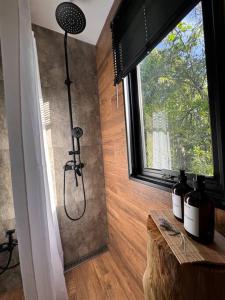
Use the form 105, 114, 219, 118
139, 3, 214, 176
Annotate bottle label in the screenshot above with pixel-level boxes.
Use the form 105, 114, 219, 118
184, 202, 199, 237
172, 194, 182, 219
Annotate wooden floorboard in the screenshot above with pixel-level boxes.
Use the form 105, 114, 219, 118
0, 250, 144, 300
0, 288, 24, 300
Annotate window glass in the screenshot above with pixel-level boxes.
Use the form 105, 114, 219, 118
138, 2, 214, 176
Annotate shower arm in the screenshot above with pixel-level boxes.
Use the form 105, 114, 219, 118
64, 32, 78, 186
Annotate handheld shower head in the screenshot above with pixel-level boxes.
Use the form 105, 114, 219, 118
55, 2, 86, 34
72, 127, 83, 139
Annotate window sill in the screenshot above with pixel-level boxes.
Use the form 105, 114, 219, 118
129, 173, 225, 210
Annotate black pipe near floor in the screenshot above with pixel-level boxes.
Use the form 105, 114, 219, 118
0, 229, 19, 275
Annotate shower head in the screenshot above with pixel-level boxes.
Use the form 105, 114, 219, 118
72, 127, 83, 139
55, 2, 86, 34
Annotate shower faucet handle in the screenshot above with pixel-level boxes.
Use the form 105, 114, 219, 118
78, 163, 84, 169
5, 229, 18, 248
6, 229, 16, 246
68, 150, 79, 155
64, 164, 73, 171
5, 229, 15, 238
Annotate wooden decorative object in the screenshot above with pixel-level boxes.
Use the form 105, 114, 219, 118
150, 209, 225, 265
143, 214, 225, 300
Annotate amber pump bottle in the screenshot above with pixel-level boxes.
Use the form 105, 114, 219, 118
172, 170, 192, 222
184, 175, 215, 244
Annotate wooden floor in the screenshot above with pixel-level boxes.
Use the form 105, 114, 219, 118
0, 250, 144, 300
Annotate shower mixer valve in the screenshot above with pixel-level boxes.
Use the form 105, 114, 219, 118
0, 229, 18, 253
64, 161, 84, 173
0, 229, 19, 276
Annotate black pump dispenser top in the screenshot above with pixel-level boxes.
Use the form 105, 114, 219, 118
194, 175, 205, 191
178, 170, 187, 182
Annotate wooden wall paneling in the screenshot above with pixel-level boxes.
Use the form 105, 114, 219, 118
96, 0, 225, 297
96, 0, 171, 297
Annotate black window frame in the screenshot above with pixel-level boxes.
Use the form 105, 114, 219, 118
123, 0, 225, 209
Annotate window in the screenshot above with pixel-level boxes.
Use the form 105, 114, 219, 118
138, 3, 213, 176
123, 0, 225, 207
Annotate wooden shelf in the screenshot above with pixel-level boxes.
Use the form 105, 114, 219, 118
149, 209, 225, 265
143, 211, 225, 300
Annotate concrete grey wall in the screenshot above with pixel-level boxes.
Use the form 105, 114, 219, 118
0, 24, 107, 293
33, 24, 108, 267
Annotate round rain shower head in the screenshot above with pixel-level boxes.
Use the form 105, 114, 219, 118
55, 2, 86, 34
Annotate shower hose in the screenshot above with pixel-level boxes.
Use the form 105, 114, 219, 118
63, 154, 87, 221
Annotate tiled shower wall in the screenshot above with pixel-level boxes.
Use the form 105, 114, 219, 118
0, 25, 108, 293
33, 25, 108, 267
